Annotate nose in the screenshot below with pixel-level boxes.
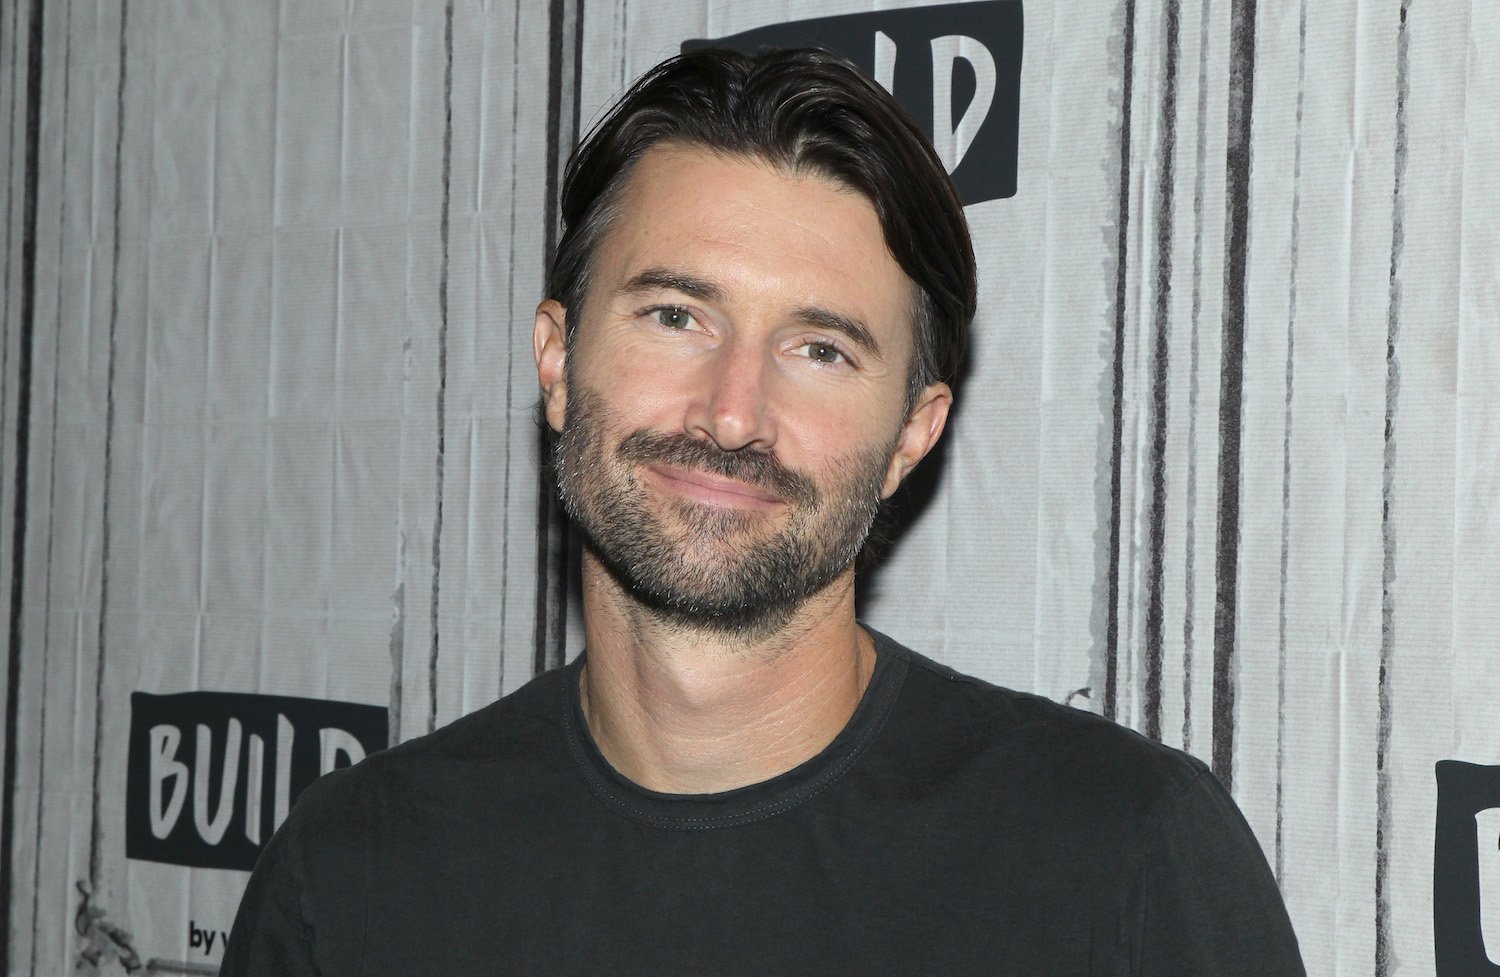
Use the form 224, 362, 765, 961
683, 335, 778, 452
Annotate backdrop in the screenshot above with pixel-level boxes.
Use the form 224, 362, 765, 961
1, 0, 1497, 973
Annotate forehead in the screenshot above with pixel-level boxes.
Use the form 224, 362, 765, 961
590, 144, 916, 343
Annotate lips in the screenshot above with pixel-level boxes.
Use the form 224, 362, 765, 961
615, 429, 817, 506
645, 463, 786, 508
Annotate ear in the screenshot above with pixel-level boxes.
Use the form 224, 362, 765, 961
534, 299, 569, 433
880, 382, 952, 498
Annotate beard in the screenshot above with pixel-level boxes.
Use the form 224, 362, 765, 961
553, 388, 895, 637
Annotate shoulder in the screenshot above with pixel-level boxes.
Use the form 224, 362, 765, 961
281, 662, 575, 834
870, 635, 1302, 971
871, 629, 1212, 837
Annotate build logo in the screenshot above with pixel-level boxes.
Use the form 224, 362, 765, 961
125, 691, 387, 871
684, 0, 1023, 206
1435, 760, 1500, 975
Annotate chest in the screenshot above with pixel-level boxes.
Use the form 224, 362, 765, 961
338, 800, 1129, 977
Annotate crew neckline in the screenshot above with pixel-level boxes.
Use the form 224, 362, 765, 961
561, 627, 910, 830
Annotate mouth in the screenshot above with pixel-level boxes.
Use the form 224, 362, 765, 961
644, 463, 787, 510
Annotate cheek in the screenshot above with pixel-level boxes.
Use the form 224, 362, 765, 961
783, 402, 900, 472
568, 327, 667, 408
604, 378, 682, 431
580, 383, 698, 453
572, 344, 679, 420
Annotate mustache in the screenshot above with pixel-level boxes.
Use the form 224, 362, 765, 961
616, 430, 817, 506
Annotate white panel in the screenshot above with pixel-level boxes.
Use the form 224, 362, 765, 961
12, 0, 1500, 972
344, 26, 413, 226
1453, 0, 1500, 766
1385, 3, 1474, 974
275, 33, 343, 229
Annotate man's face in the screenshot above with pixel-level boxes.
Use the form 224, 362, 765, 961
536, 145, 950, 633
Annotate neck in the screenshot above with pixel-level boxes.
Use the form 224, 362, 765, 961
576, 550, 876, 794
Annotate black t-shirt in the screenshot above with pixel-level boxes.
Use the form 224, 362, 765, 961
222, 630, 1305, 976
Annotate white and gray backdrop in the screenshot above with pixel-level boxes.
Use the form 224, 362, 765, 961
1, 0, 1497, 973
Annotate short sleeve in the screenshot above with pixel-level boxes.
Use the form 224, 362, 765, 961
219, 819, 320, 977
1128, 770, 1307, 977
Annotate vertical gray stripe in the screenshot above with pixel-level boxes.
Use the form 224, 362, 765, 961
32, 1, 72, 965
1212, 0, 1260, 792
1142, 0, 1183, 743
0, 0, 19, 706
1181, 0, 1212, 753
617, 0, 629, 89
536, 0, 567, 679
0, 0, 17, 601
536, 0, 583, 677
542, 0, 566, 263
89, 0, 129, 890
551, 0, 586, 672
1, 0, 21, 549
388, 564, 404, 743
0, 0, 13, 949
389, 39, 409, 743
428, 0, 455, 734
1211, 0, 1257, 793
2, 0, 45, 964
2, 0, 17, 327
1103, 0, 1139, 722
499, 0, 523, 698
1375, 2, 1411, 971
570, 0, 586, 164
1274, 0, 1310, 887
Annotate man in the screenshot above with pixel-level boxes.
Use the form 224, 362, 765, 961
223, 48, 1305, 975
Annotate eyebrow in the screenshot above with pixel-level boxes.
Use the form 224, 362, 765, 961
791, 306, 882, 359
617, 268, 725, 304
617, 266, 884, 359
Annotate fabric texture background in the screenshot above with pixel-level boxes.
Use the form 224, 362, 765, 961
0, 0, 1495, 974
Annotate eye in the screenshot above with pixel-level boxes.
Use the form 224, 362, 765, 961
649, 306, 696, 330
794, 342, 849, 366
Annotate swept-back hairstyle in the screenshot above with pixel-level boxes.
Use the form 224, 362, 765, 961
546, 47, 977, 404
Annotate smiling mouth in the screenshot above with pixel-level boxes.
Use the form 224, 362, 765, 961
644, 464, 787, 509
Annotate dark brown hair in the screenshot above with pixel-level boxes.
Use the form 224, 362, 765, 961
547, 47, 977, 406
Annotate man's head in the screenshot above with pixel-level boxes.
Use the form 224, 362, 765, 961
535, 48, 977, 635
548, 47, 977, 407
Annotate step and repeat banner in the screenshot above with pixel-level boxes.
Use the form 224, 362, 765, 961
1, 0, 1496, 973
